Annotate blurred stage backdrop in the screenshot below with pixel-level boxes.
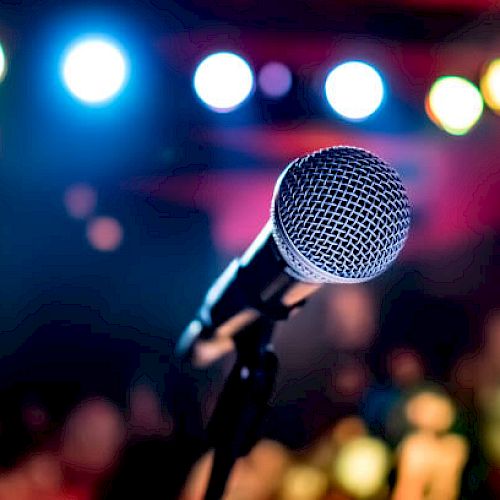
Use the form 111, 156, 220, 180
0, 0, 500, 499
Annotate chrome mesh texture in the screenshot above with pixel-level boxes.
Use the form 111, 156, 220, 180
271, 146, 411, 283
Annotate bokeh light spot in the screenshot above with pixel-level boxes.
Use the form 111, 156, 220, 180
334, 437, 390, 498
87, 216, 123, 252
388, 348, 424, 388
327, 285, 376, 349
62, 398, 126, 472
325, 61, 384, 120
64, 183, 97, 220
0, 42, 7, 82
282, 465, 329, 500
193, 52, 254, 112
426, 76, 483, 135
330, 416, 367, 447
258, 62, 292, 98
405, 390, 455, 433
62, 37, 128, 104
480, 58, 500, 114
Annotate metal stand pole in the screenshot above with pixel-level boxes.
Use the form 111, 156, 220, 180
203, 317, 278, 500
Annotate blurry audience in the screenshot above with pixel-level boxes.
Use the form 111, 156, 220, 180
182, 440, 290, 500
2, 302, 500, 498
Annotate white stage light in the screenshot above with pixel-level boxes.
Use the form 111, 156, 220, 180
62, 36, 128, 105
193, 52, 254, 112
325, 61, 384, 121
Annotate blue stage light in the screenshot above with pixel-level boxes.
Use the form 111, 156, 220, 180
62, 36, 128, 105
0, 42, 6, 82
325, 61, 384, 121
193, 52, 254, 112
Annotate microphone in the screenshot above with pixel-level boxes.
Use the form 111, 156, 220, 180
176, 146, 411, 365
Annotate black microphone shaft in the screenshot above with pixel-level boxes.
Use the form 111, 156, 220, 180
176, 222, 319, 363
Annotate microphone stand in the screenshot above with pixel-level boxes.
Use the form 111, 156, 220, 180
203, 316, 279, 500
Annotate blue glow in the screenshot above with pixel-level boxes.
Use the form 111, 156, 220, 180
193, 52, 254, 112
0, 42, 6, 82
325, 61, 385, 121
62, 36, 129, 105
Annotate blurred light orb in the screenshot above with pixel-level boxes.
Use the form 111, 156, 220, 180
0, 42, 6, 82
281, 465, 329, 500
22, 404, 50, 432
64, 183, 97, 220
193, 52, 254, 112
258, 61, 292, 98
426, 76, 483, 135
480, 58, 500, 114
87, 216, 123, 252
325, 61, 384, 120
482, 420, 500, 464
328, 285, 375, 350
62, 398, 126, 472
129, 385, 173, 436
405, 390, 455, 433
388, 348, 424, 388
331, 416, 367, 447
333, 436, 390, 498
24, 454, 63, 494
333, 361, 368, 399
481, 387, 500, 420
62, 37, 128, 104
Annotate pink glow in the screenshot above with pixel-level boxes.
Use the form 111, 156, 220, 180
128, 125, 500, 258
86, 216, 124, 252
64, 183, 97, 220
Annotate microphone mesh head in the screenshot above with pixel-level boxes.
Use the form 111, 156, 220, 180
271, 146, 411, 283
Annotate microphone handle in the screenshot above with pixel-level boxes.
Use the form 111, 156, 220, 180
176, 222, 320, 363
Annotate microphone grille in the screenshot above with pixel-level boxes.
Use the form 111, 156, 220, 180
271, 146, 411, 283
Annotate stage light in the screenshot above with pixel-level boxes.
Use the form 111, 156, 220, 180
325, 61, 384, 120
62, 36, 128, 105
0, 42, 6, 82
193, 52, 254, 112
426, 76, 483, 136
480, 58, 500, 114
333, 436, 390, 498
258, 62, 292, 98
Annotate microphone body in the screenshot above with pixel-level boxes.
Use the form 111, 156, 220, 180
176, 222, 319, 360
